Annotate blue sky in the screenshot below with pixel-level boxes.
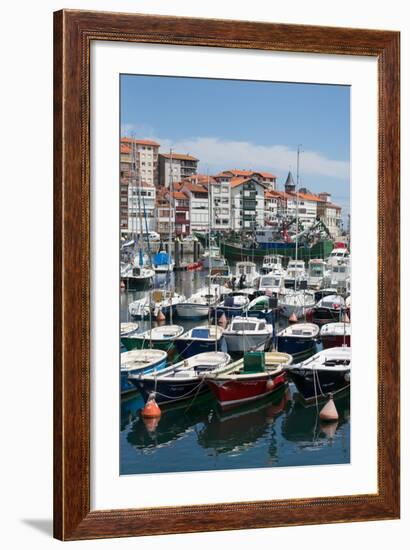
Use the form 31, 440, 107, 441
121, 75, 350, 222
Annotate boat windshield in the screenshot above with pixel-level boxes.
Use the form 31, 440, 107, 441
231, 322, 258, 331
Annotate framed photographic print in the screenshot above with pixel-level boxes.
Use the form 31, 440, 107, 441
54, 9, 400, 540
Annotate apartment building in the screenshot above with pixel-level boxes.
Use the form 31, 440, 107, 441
216, 169, 277, 190
180, 182, 209, 232
158, 153, 199, 187
120, 137, 160, 186
127, 182, 156, 234
230, 177, 265, 231
317, 192, 342, 238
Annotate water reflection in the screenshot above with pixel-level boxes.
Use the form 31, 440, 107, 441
281, 391, 350, 448
198, 387, 291, 455
126, 394, 214, 451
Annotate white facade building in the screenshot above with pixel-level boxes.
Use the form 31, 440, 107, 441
120, 138, 160, 186
230, 177, 265, 231
210, 180, 231, 230
181, 182, 209, 232
127, 183, 156, 234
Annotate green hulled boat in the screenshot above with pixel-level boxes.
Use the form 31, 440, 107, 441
195, 232, 334, 262
121, 324, 185, 352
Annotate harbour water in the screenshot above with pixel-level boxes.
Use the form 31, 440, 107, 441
120, 263, 350, 476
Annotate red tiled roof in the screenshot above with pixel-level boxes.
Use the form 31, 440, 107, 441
182, 182, 208, 194
219, 169, 276, 180
161, 153, 198, 161
172, 191, 188, 200
121, 137, 160, 147
224, 169, 254, 177
257, 171, 276, 179
185, 174, 216, 184
120, 144, 131, 154
325, 202, 342, 211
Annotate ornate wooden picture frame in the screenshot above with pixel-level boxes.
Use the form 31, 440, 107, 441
54, 9, 400, 540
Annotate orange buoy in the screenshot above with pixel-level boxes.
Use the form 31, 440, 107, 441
141, 393, 161, 419
289, 312, 298, 324
319, 394, 339, 422
156, 309, 166, 322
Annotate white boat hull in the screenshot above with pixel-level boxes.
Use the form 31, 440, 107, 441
176, 303, 210, 319
224, 332, 272, 353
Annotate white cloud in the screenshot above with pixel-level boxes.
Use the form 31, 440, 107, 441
122, 130, 349, 180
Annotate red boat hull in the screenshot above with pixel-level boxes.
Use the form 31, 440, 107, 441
206, 371, 287, 410
321, 334, 351, 349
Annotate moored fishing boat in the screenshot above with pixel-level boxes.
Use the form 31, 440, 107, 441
283, 260, 307, 289
176, 284, 230, 319
234, 261, 259, 287
129, 351, 231, 405
152, 250, 174, 273
122, 324, 184, 351
261, 254, 285, 275
120, 349, 167, 395
276, 322, 319, 362
324, 258, 350, 293
307, 294, 345, 326
326, 244, 349, 267
120, 322, 139, 338
278, 289, 316, 319
128, 289, 186, 319
223, 316, 274, 353
320, 322, 351, 349
285, 346, 351, 403
121, 263, 155, 290
205, 351, 292, 410
258, 271, 284, 295
307, 259, 328, 290
200, 245, 227, 269
174, 325, 227, 359
211, 291, 250, 318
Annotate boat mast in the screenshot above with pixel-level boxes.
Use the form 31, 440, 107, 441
294, 145, 301, 291
131, 139, 138, 264
207, 172, 213, 327
169, 149, 174, 325
132, 138, 145, 270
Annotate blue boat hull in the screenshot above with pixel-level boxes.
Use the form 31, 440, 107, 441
277, 336, 317, 363
121, 357, 167, 395
287, 369, 349, 401
132, 377, 209, 405
174, 338, 227, 359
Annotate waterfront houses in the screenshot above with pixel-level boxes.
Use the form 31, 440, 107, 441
120, 137, 160, 186
180, 181, 209, 232
230, 177, 265, 231
317, 192, 343, 238
127, 182, 156, 234
155, 189, 175, 239
158, 152, 199, 187
120, 137, 343, 238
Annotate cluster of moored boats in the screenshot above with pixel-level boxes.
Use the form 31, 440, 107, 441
120, 242, 351, 411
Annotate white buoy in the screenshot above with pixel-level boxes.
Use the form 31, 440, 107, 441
319, 394, 339, 422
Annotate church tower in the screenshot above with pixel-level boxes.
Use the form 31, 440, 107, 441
284, 171, 295, 193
